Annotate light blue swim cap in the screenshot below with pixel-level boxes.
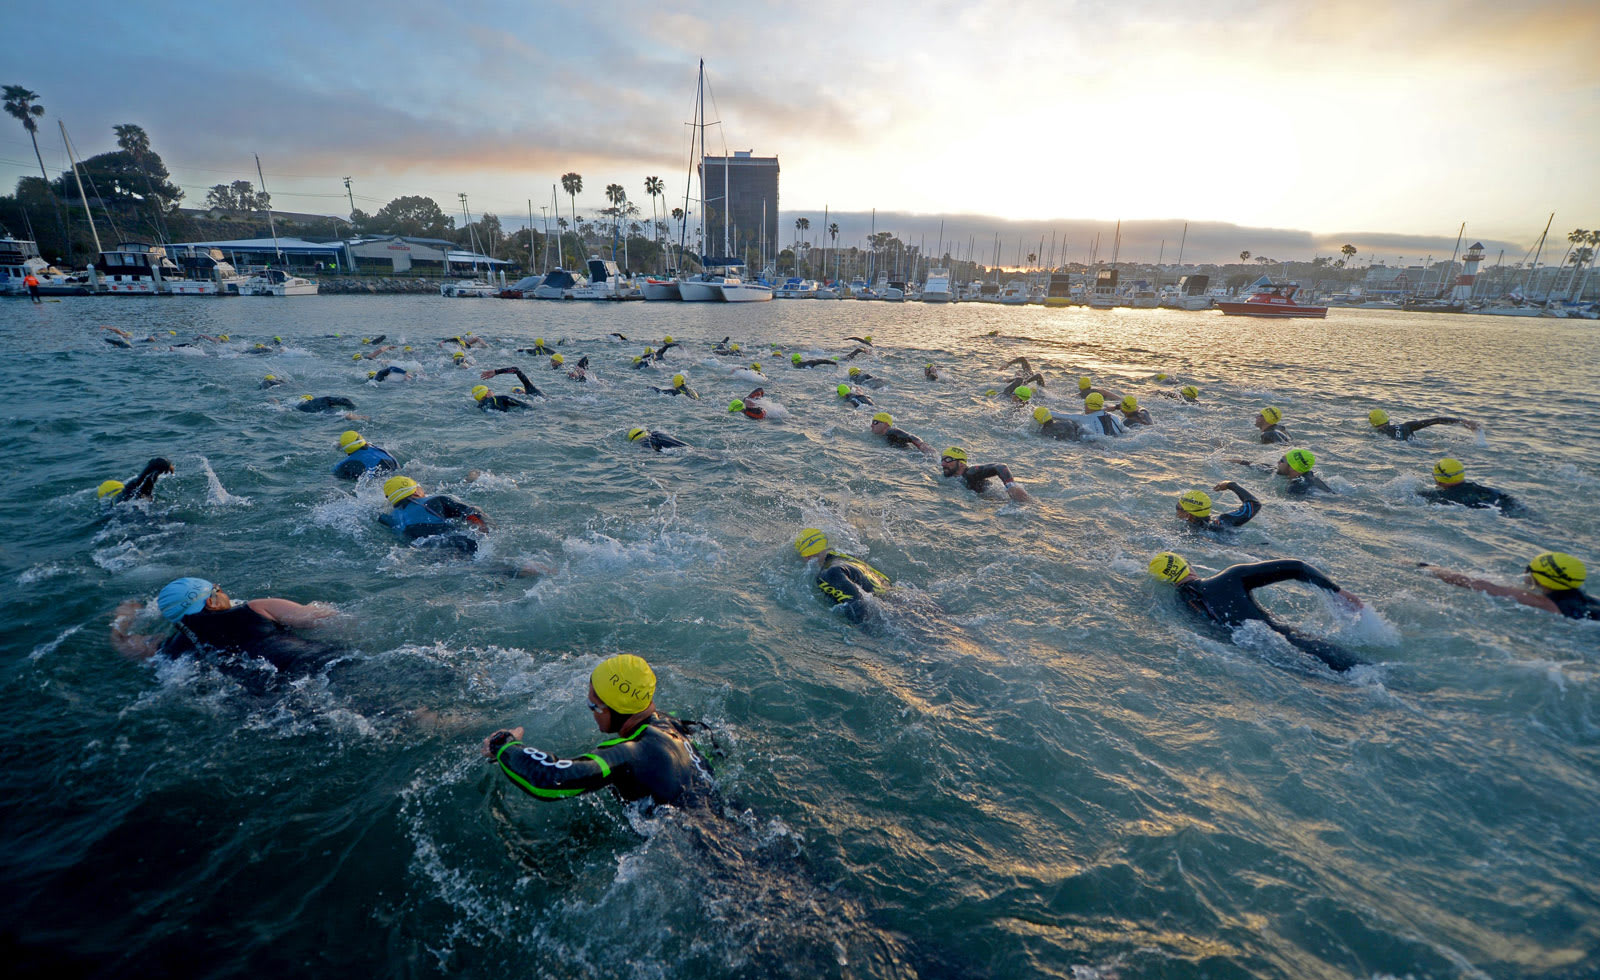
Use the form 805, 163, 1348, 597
158, 577, 216, 622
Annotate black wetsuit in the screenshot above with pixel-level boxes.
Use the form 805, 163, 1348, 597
841, 391, 874, 407
814, 551, 891, 622
371, 366, 407, 382
296, 396, 356, 413
1039, 417, 1086, 441
882, 425, 924, 449
1549, 589, 1600, 621
954, 463, 1016, 494
159, 605, 336, 674
1177, 559, 1363, 671
260, 375, 286, 387
1188, 483, 1261, 531
1286, 473, 1334, 495
517, 343, 552, 355
651, 384, 700, 399
1260, 424, 1291, 444
1375, 417, 1470, 440
116, 458, 174, 502
851, 373, 886, 388
793, 358, 837, 369
1419, 481, 1518, 515
637, 431, 689, 452
479, 394, 532, 412
1001, 375, 1043, 398
494, 713, 710, 807
378, 495, 487, 554
1120, 409, 1154, 427
485, 367, 544, 398
652, 343, 678, 361
104, 336, 132, 349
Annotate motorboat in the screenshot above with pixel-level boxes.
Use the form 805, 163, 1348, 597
678, 272, 724, 302
815, 281, 841, 300
238, 268, 319, 296
717, 270, 773, 302
922, 268, 956, 303
844, 275, 873, 299
1161, 274, 1212, 310
1044, 271, 1073, 307
93, 243, 181, 295
1027, 283, 1046, 305
775, 277, 819, 298
1088, 269, 1120, 309
1, 237, 90, 295
1215, 277, 1327, 318
522, 268, 580, 299
1129, 281, 1159, 308
572, 257, 629, 300
440, 279, 497, 297
165, 246, 246, 295
881, 280, 906, 302
977, 281, 1001, 303
999, 280, 1028, 305
641, 277, 682, 300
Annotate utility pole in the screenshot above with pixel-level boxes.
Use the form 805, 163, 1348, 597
343, 177, 357, 230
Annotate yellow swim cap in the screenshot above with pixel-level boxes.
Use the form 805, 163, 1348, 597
871, 412, 893, 426
795, 528, 829, 558
300, 394, 313, 401
218, 334, 229, 341
1085, 392, 1105, 411
1180, 385, 1199, 399
367, 370, 377, 379
1284, 449, 1316, 473
730, 343, 741, 352
534, 337, 544, 346
1149, 552, 1190, 583
728, 399, 745, 413
1014, 385, 1033, 401
1078, 376, 1091, 391
590, 654, 656, 714
1369, 409, 1390, 427
942, 447, 968, 462
1032, 406, 1053, 424
750, 362, 761, 372
633, 356, 643, 364
452, 351, 465, 360
644, 347, 655, 355
1156, 372, 1168, 381
352, 353, 362, 361
863, 335, 872, 342
383, 476, 420, 505
264, 374, 276, 381
837, 383, 852, 397
791, 353, 802, 364
627, 427, 648, 442
848, 367, 861, 377
273, 336, 282, 343
551, 353, 565, 365
1432, 458, 1465, 485
1260, 406, 1282, 425
97, 479, 125, 500
1179, 490, 1212, 518
673, 374, 685, 386
1527, 551, 1585, 591
1121, 395, 1139, 412
471, 385, 490, 401
404, 345, 412, 352
339, 430, 367, 454
662, 335, 674, 344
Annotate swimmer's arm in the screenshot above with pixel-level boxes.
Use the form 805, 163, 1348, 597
1001, 356, 1033, 374
1228, 459, 1275, 473
1404, 417, 1480, 434
102, 326, 133, 338
1239, 559, 1342, 595
246, 597, 336, 628
376, 510, 400, 529
490, 733, 620, 801
990, 463, 1030, 502
1212, 482, 1261, 526
109, 600, 162, 659
1422, 566, 1559, 613
1309, 474, 1335, 493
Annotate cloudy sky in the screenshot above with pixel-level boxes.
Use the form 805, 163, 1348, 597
4, 0, 1595, 263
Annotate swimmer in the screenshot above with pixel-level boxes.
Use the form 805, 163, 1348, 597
1418, 458, 1518, 515
449, 350, 473, 368
794, 529, 891, 623
101, 326, 133, 349
355, 345, 396, 360
377, 476, 489, 554
367, 366, 408, 382
472, 384, 534, 412
1422, 551, 1597, 620
837, 383, 875, 407
728, 389, 768, 420
443, 334, 487, 349
711, 336, 738, 355
479, 366, 545, 398
295, 395, 359, 415
1232, 449, 1332, 494
1176, 483, 1261, 532
791, 353, 838, 369
999, 358, 1044, 398
939, 447, 1030, 502
97, 457, 175, 505
632, 347, 659, 370
1148, 553, 1367, 672
1255, 406, 1291, 444
924, 363, 939, 381
331, 430, 399, 480
746, 362, 766, 377
1154, 385, 1201, 403
363, 335, 387, 346
1116, 395, 1154, 426
1030, 406, 1086, 442
1074, 375, 1122, 402
1007, 384, 1037, 405
517, 338, 552, 356
1366, 409, 1480, 441
840, 347, 872, 361
260, 374, 286, 388
846, 334, 873, 346
610, 332, 628, 341
1081, 393, 1128, 435
651, 374, 699, 399
846, 366, 886, 388
626, 427, 690, 452
651, 341, 679, 361
869, 412, 934, 454
109, 577, 337, 671
483, 654, 712, 808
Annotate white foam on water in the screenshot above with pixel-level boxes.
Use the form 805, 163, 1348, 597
29, 625, 81, 661
196, 455, 252, 506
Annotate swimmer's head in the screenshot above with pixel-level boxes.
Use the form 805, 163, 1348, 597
627, 427, 648, 443
1032, 406, 1053, 424
383, 476, 421, 506
643, 347, 655, 356
794, 528, 829, 558
1180, 385, 1199, 401
590, 654, 655, 715
728, 399, 746, 413
1155, 372, 1168, 381
1178, 490, 1212, 520
1259, 406, 1282, 426
791, 353, 802, 364
264, 374, 276, 381
1432, 458, 1465, 485
940, 447, 968, 473
452, 351, 465, 361
1368, 409, 1390, 427
633, 356, 643, 365
551, 353, 565, 366
1014, 385, 1033, 402
1084, 392, 1105, 412
339, 430, 367, 455
836, 384, 852, 397
749, 362, 761, 372
471, 385, 490, 402
273, 336, 282, 343
1120, 395, 1138, 413
1078, 376, 1091, 392
1148, 552, 1191, 584
848, 367, 861, 377
871, 412, 893, 429
1527, 552, 1585, 592
97, 479, 125, 500
300, 394, 313, 401
730, 343, 741, 352
662, 335, 674, 344
367, 370, 377, 379
534, 337, 544, 346
672, 374, 685, 387
158, 577, 217, 622
1283, 449, 1316, 474
351, 353, 362, 361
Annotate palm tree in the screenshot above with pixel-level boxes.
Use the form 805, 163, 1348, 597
644, 176, 663, 262
1340, 243, 1357, 263
794, 216, 810, 274
4, 85, 68, 256
829, 222, 839, 280
560, 172, 582, 265
1239, 250, 1251, 263
605, 183, 626, 257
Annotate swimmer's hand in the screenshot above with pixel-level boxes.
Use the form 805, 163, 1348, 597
482, 726, 524, 759
1336, 589, 1364, 610
479, 370, 496, 380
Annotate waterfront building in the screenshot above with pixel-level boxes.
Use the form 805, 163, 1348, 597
698, 150, 780, 266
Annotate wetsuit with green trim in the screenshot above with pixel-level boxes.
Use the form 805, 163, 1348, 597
297, 396, 356, 413
1189, 482, 1261, 532
1374, 417, 1472, 441
492, 712, 708, 806
1419, 481, 1518, 515
1177, 559, 1364, 672
814, 551, 891, 622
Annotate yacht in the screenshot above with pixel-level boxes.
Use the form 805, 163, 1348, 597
775, 277, 819, 299
1162, 274, 1212, 310
641, 276, 682, 300
530, 268, 580, 299
572, 257, 627, 300
167, 246, 246, 295
921, 268, 956, 303
440, 279, 497, 297
1044, 271, 1074, 307
1027, 283, 1046, 305
1000, 280, 1029, 305
1129, 281, 1159, 308
238, 268, 318, 296
881, 280, 906, 302
1088, 269, 1120, 308
717, 268, 774, 302
93, 242, 180, 295
1, 236, 88, 295
814, 281, 841, 300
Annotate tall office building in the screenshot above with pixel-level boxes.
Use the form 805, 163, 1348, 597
699, 150, 780, 267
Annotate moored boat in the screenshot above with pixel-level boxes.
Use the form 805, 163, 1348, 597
1215, 277, 1326, 318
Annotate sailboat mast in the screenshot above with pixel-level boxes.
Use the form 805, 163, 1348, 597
1176, 221, 1188, 267
59, 121, 102, 254
1524, 211, 1554, 295
255, 154, 282, 266
698, 60, 708, 267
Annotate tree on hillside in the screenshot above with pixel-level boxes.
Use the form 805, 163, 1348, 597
113, 123, 171, 240
4, 84, 68, 258
1340, 243, 1356, 263
1239, 250, 1250, 263
53, 147, 184, 238
370, 195, 453, 238
205, 180, 270, 213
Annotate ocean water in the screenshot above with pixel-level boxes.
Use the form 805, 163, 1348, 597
1, 296, 1596, 980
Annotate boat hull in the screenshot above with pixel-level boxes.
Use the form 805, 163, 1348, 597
678, 280, 721, 302
718, 282, 773, 302
642, 279, 681, 301
1215, 301, 1326, 318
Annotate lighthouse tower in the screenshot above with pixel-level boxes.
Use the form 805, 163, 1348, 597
1451, 242, 1485, 304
